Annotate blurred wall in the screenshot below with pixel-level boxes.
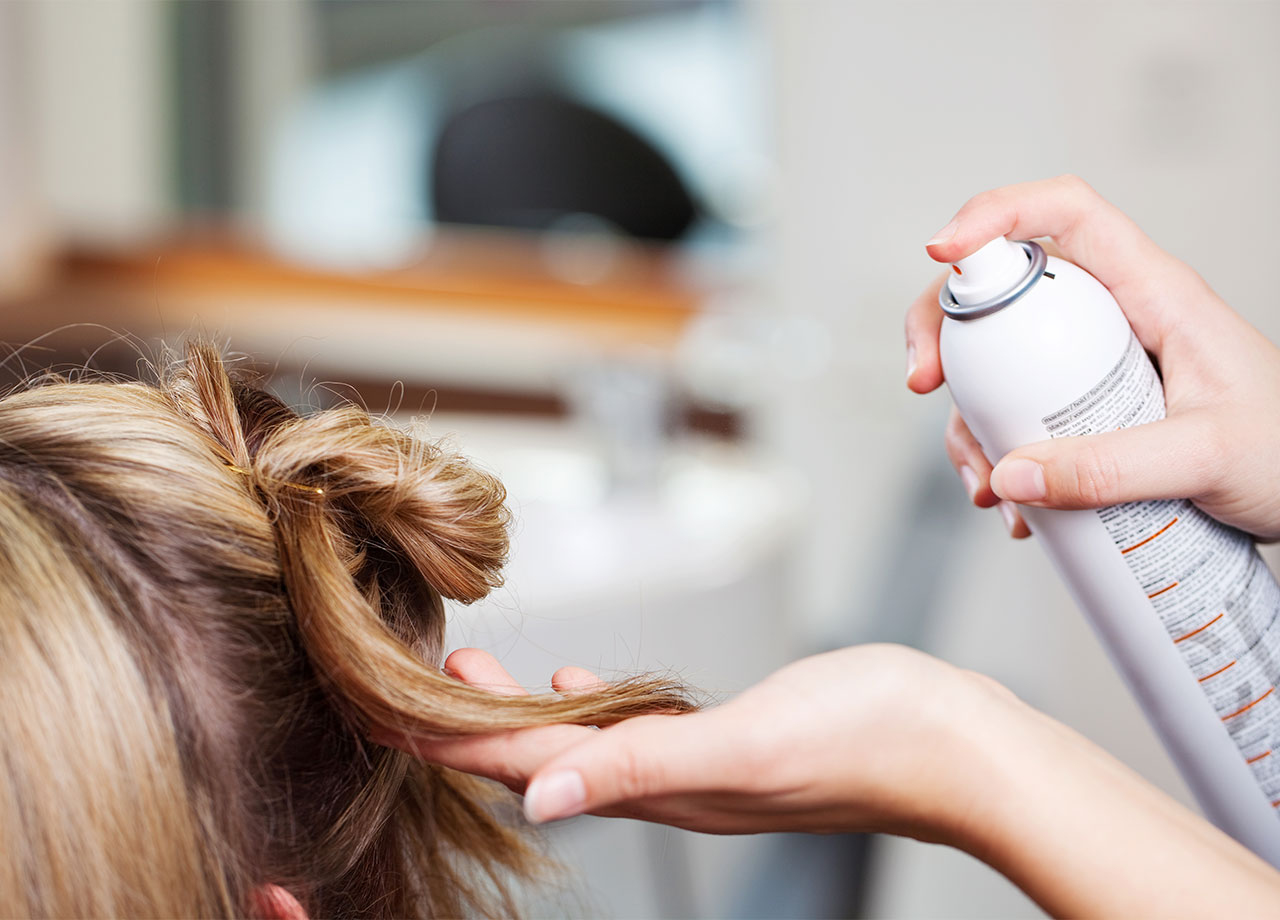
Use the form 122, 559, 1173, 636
230, 2, 315, 223
760, 0, 1280, 638
0, 4, 48, 295
20, 0, 168, 240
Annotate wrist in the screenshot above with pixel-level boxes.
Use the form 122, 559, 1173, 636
846, 661, 1039, 849
937, 680, 1062, 856
907, 669, 1042, 852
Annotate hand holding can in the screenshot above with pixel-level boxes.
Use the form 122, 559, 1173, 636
905, 174, 1280, 542
907, 176, 1280, 863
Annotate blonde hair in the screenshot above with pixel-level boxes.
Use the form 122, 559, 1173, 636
0, 342, 691, 917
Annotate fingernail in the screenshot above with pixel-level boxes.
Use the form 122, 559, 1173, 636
906, 344, 918, 383
959, 465, 980, 501
523, 770, 586, 824
926, 219, 958, 247
991, 458, 1046, 502
998, 501, 1020, 536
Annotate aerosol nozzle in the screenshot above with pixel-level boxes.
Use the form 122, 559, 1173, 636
948, 237, 1030, 306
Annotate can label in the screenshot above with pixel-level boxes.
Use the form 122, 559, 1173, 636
1043, 332, 1280, 808
1043, 333, 1161, 437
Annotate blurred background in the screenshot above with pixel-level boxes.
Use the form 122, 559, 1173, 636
2, 1, 1280, 916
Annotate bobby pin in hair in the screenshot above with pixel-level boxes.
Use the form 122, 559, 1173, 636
225, 464, 325, 497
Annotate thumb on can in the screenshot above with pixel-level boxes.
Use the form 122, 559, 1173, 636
989, 415, 1217, 510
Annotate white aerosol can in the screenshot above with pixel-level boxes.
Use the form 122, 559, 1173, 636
940, 237, 1280, 865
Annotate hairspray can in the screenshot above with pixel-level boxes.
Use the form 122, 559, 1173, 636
939, 237, 1280, 865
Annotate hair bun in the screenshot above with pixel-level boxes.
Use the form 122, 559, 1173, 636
168, 341, 690, 747
252, 406, 510, 604
167, 341, 507, 604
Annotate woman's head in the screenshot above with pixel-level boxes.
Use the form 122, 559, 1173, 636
0, 342, 689, 917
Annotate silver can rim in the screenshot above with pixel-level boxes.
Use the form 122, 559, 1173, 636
938, 240, 1048, 320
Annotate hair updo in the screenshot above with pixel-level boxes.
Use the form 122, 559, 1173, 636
0, 341, 690, 918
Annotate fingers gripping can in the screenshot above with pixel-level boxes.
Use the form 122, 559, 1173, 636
940, 238, 1280, 864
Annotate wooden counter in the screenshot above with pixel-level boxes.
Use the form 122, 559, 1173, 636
0, 229, 738, 434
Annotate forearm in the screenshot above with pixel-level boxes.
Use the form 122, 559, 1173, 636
951, 695, 1280, 918
420, 642, 1280, 916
